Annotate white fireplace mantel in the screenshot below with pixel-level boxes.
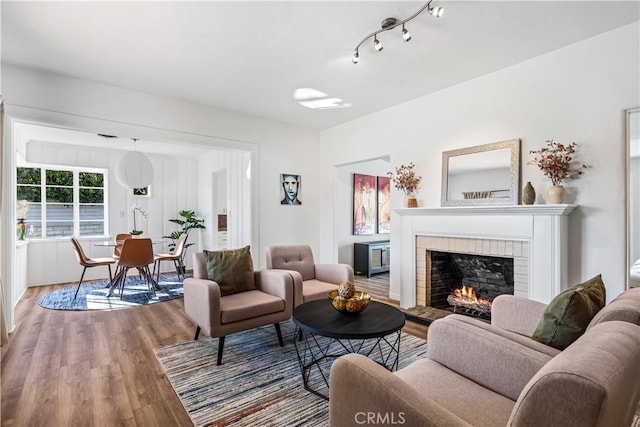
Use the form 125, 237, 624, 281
392, 205, 577, 308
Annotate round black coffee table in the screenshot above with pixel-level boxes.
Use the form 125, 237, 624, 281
292, 299, 406, 400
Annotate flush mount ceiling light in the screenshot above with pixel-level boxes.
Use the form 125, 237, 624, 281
351, 0, 443, 64
114, 138, 154, 189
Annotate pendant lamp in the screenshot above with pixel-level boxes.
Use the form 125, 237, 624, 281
114, 138, 153, 188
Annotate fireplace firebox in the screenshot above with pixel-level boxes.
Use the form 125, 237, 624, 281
426, 251, 514, 320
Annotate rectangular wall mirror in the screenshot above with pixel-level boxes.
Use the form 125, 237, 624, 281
441, 139, 521, 206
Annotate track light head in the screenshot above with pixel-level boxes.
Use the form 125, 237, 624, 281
402, 25, 412, 42
352, 50, 359, 64
374, 36, 383, 52
429, 5, 443, 18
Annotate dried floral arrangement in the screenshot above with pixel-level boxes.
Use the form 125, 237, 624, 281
529, 140, 588, 186
388, 162, 422, 195
16, 200, 29, 219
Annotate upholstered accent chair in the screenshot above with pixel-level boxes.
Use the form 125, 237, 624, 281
330, 318, 640, 427
265, 244, 354, 307
183, 251, 293, 365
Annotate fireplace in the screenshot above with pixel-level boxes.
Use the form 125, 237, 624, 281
393, 205, 576, 308
426, 251, 514, 319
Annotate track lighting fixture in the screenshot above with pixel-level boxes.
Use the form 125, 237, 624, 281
351, 0, 442, 64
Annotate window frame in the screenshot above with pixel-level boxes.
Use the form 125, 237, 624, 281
17, 164, 109, 240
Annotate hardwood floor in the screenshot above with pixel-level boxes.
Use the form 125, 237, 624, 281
1, 274, 426, 426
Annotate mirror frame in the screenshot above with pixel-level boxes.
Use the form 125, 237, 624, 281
441, 139, 521, 207
626, 107, 640, 290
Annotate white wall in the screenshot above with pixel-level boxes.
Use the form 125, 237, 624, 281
320, 23, 640, 302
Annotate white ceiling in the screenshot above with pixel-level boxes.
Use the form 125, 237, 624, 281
2, 1, 639, 131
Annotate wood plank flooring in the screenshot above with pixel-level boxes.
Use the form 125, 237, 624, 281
1, 274, 426, 426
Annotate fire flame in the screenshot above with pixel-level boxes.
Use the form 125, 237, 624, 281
453, 284, 492, 307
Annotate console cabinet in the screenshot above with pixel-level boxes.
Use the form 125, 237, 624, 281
354, 240, 390, 277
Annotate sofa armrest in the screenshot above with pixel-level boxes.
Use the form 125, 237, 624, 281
330, 354, 471, 427
315, 263, 354, 284
427, 316, 552, 401
491, 294, 547, 336
183, 278, 222, 335
254, 269, 294, 316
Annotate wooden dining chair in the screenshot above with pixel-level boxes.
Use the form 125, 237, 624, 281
112, 238, 157, 298
113, 233, 132, 258
153, 233, 188, 282
70, 237, 116, 300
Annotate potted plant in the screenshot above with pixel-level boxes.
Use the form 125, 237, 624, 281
131, 205, 149, 235
529, 140, 588, 204
163, 210, 206, 273
388, 162, 422, 207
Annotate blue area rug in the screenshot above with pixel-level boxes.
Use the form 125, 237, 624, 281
38, 273, 185, 311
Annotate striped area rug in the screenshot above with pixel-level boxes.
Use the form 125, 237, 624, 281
154, 319, 428, 427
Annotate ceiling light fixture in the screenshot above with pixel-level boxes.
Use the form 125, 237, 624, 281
351, 0, 443, 64
114, 138, 154, 189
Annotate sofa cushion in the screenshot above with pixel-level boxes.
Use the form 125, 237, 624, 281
396, 358, 514, 427
532, 274, 606, 350
300, 279, 340, 302
219, 289, 285, 324
203, 246, 255, 296
587, 287, 640, 330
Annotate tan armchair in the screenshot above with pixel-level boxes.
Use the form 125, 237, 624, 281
330, 318, 640, 427
183, 252, 293, 365
265, 244, 353, 306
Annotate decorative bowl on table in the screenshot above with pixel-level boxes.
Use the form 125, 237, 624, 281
328, 290, 371, 314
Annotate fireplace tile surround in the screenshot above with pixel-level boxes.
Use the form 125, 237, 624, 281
393, 205, 577, 309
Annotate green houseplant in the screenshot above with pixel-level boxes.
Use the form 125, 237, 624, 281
163, 210, 206, 272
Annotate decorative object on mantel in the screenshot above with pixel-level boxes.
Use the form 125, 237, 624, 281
388, 162, 422, 208
529, 140, 588, 204
131, 205, 149, 236
16, 200, 29, 240
522, 181, 536, 205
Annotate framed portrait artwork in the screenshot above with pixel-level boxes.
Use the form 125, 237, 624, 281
377, 176, 391, 233
353, 173, 376, 235
280, 173, 302, 205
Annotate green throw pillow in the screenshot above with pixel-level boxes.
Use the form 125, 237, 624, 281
203, 246, 255, 296
532, 275, 606, 350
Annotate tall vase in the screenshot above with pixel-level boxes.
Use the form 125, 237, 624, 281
404, 193, 418, 208
547, 185, 565, 204
522, 181, 536, 205
16, 219, 27, 240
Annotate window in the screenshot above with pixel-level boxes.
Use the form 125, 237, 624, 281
17, 166, 107, 239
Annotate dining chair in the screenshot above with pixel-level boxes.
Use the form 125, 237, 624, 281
112, 238, 157, 298
113, 233, 132, 258
153, 233, 188, 282
70, 237, 116, 300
